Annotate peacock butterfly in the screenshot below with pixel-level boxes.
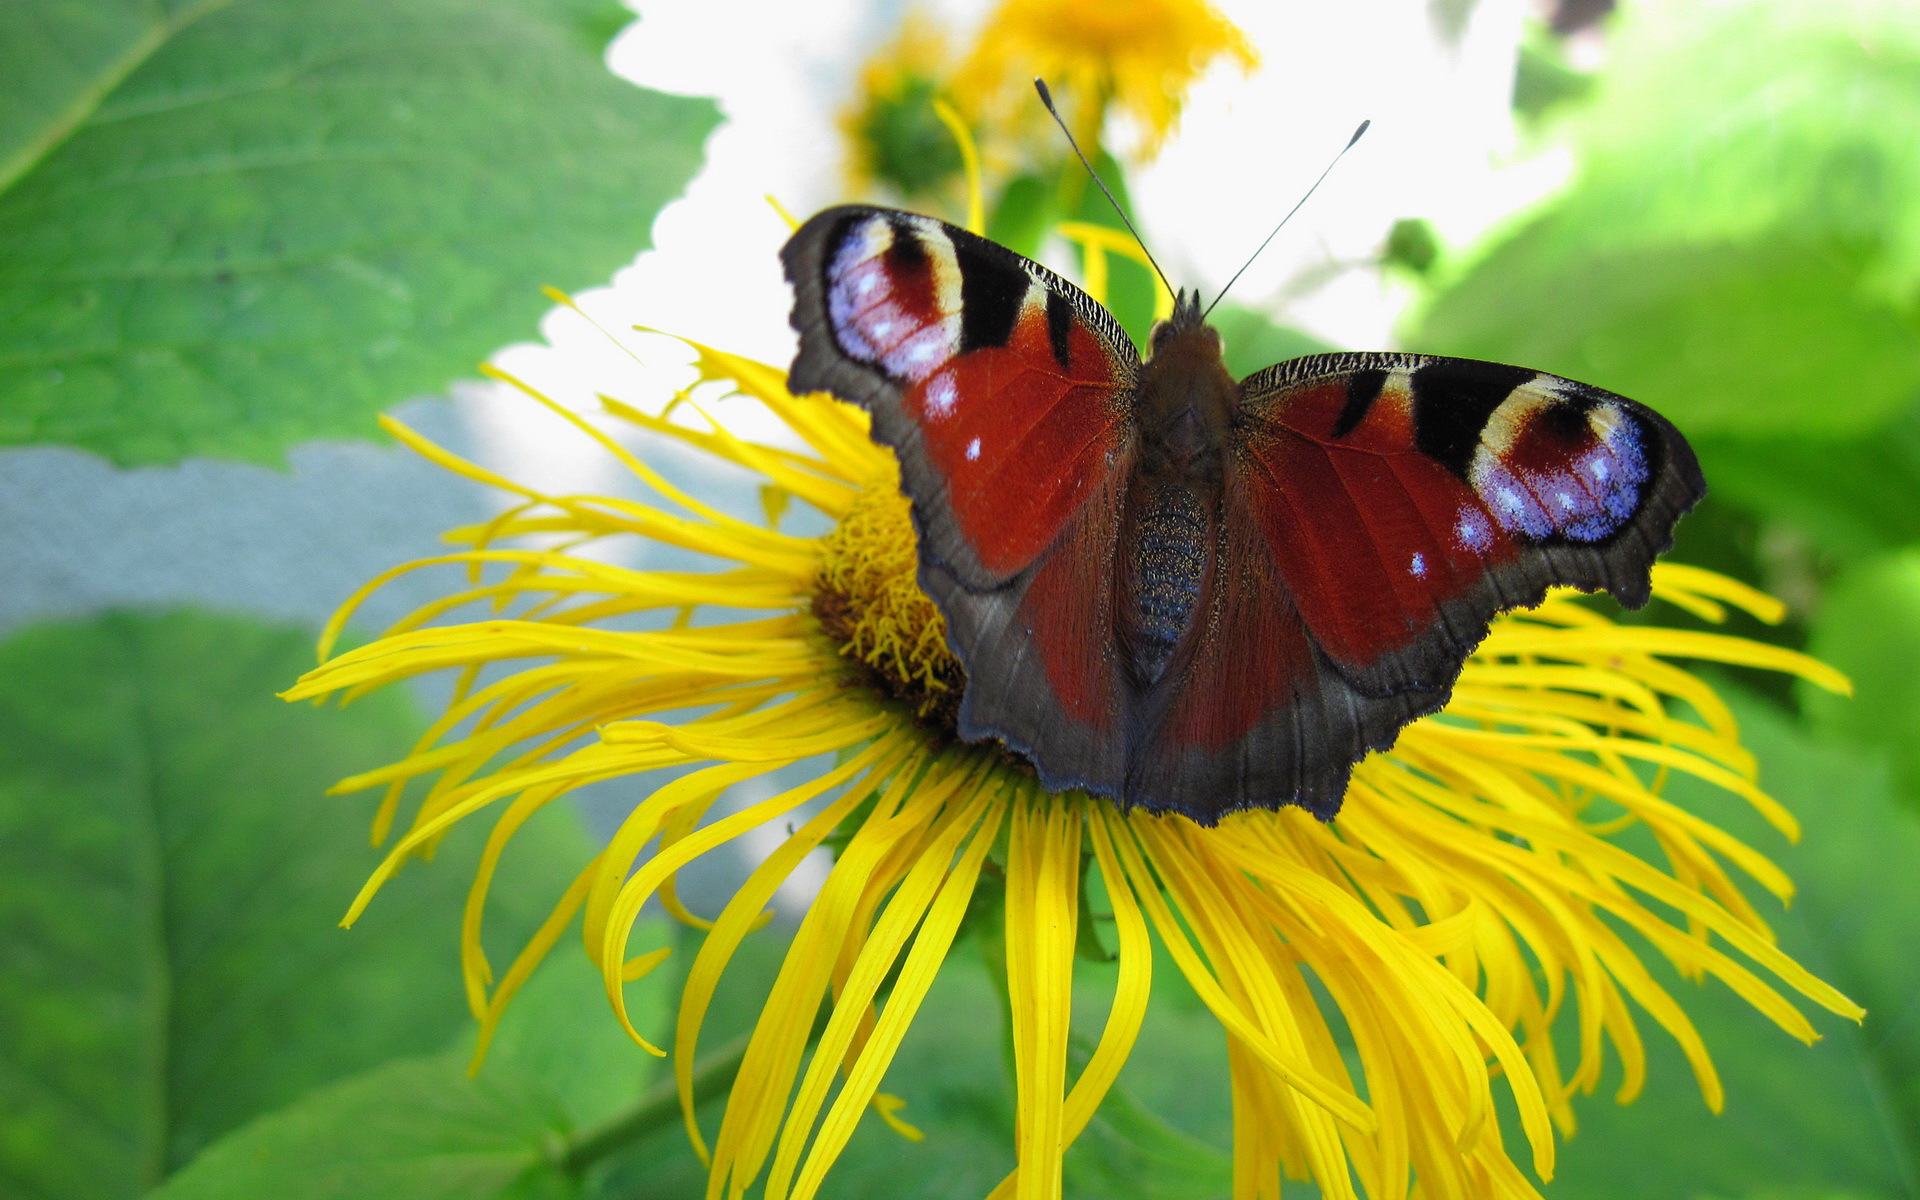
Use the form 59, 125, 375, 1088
779, 111, 1704, 825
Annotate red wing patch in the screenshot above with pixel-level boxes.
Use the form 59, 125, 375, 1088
786, 206, 1138, 587
903, 308, 1130, 576
1236, 353, 1701, 698
1242, 372, 1521, 672
783, 206, 1143, 788
933, 466, 1133, 795
1121, 353, 1701, 822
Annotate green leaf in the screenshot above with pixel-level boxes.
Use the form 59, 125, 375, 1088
479, 949, 672, 1133
1415, 233, 1920, 439
150, 925, 676, 1200
1538, 688, 1920, 1198
1063, 1078, 1231, 1200
147, 1056, 582, 1200
575, 926, 792, 1200
1064, 150, 1158, 349
1714, 1191, 1886, 1200
1209, 301, 1333, 380
852, 73, 963, 199
1512, 23, 1595, 121
984, 171, 1053, 260
1411, 0, 1920, 440
1381, 217, 1441, 277
1802, 550, 1920, 807
0, 611, 590, 1197
1693, 396, 1920, 567
1565, 2, 1920, 286
0, 0, 718, 465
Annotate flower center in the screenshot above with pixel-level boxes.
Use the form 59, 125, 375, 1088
813, 478, 966, 726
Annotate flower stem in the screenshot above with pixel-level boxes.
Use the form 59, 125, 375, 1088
559, 1032, 751, 1174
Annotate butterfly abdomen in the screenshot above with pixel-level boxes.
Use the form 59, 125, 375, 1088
1115, 325, 1240, 689
1120, 479, 1213, 688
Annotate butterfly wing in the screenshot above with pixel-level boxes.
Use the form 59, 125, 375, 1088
1123, 470, 1432, 821
1130, 352, 1705, 821
1237, 353, 1704, 693
782, 206, 1142, 791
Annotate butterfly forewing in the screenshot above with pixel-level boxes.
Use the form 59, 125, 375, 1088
783, 206, 1142, 794
1234, 354, 1705, 699
783, 206, 1139, 585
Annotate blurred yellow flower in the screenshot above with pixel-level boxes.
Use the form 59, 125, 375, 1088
952, 0, 1258, 158
841, 13, 967, 198
286, 265, 1860, 1196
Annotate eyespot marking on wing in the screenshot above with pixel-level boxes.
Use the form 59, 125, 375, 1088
1467, 383, 1651, 543
824, 214, 964, 383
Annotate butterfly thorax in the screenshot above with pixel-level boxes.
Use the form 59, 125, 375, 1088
1134, 322, 1236, 477
1118, 322, 1236, 687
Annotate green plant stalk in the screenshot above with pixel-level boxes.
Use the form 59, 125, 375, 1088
558, 1031, 751, 1173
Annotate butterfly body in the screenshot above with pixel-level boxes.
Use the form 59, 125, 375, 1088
784, 206, 1704, 824
1118, 307, 1235, 687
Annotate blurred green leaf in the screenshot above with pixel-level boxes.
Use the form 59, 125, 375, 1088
1412, 0, 1920, 440
1416, 235, 1920, 439
578, 925, 792, 1200
1512, 23, 1595, 121
1210, 301, 1333, 379
147, 1056, 582, 1200
1539, 688, 1920, 1198
150, 929, 674, 1200
1062, 1084, 1231, 1200
1567, 3, 1920, 283
1801, 550, 1920, 807
985, 171, 1053, 260
1065, 150, 1158, 349
479, 949, 672, 1133
853, 73, 963, 199
1382, 217, 1441, 277
0, 611, 590, 1197
1712, 1191, 1885, 1200
0, 0, 717, 465
1696, 395, 1920, 569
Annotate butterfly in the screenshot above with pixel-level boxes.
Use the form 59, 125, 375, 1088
780, 206, 1703, 824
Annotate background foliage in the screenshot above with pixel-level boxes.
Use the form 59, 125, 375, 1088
0, 0, 716, 463
1, 1, 1915, 1198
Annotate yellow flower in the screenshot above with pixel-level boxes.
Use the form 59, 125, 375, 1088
284, 270, 1861, 1196
840, 13, 967, 199
952, 0, 1258, 159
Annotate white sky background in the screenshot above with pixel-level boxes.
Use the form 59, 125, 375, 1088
482, 0, 1575, 485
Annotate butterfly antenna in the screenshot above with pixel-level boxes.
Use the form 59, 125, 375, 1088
1033, 78, 1177, 303
1201, 119, 1371, 321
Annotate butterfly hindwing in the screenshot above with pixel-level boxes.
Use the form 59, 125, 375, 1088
783, 206, 1141, 791
933, 465, 1134, 794
1123, 473, 1430, 820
